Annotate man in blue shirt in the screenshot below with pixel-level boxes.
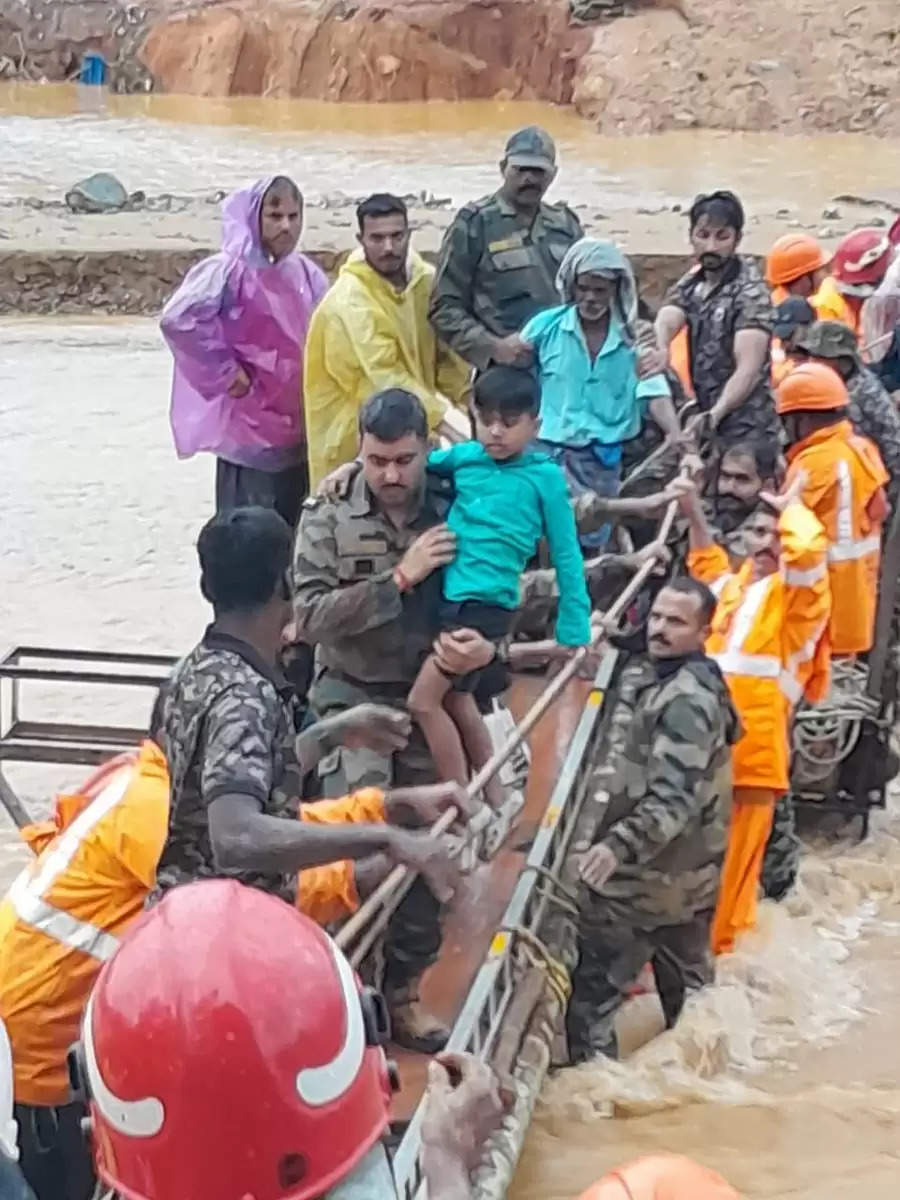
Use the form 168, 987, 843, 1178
521, 239, 680, 549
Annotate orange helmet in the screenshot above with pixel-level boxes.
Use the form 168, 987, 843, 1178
576, 1154, 739, 1200
776, 361, 849, 414
832, 228, 893, 296
765, 234, 831, 287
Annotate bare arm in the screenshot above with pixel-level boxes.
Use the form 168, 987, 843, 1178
676, 477, 716, 549
711, 327, 770, 426
647, 391, 681, 441
209, 793, 458, 901
654, 303, 687, 354
208, 792, 396, 873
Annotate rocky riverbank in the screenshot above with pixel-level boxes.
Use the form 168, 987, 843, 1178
1, 187, 897, 315
0, 0, 898, 136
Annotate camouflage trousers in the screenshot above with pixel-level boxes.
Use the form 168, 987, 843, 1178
310, 670, 442, 995
760, 791, 800, 901
566, 897, 715, 1062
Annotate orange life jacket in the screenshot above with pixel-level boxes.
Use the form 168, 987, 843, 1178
689, 504, 831, 792
786, 421, 887, 654
0, 745, 385, 1104
671, 327, 695, 398
296, 789, 386, 925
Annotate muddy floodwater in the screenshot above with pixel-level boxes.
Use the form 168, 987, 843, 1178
3, 318, 900, 1197
2, 83, 900, 216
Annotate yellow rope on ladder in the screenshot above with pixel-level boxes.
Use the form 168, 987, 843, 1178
504, 924, 572, 1011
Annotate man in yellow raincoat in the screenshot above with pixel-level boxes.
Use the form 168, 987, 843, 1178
680, 470, 831, 954
303, 193, 470, 489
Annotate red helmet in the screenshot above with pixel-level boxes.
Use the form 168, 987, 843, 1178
80, 880, 393, 1200
832, 228, 893, 296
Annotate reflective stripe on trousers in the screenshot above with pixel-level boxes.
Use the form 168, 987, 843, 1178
7, 773, 131, 963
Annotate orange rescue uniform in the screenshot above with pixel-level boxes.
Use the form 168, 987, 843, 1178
690, 503, 831, 954
0, 745, 386, 1105
786, 420, 888, 654
0, 742, 169, 1105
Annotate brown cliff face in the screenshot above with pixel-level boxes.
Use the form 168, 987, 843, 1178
139, 0, 591, 103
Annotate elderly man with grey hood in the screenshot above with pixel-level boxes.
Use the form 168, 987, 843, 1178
520, 238, 680, 548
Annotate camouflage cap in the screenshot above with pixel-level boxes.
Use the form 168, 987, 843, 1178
795, 320, 859, 361
503, 126, 557, 172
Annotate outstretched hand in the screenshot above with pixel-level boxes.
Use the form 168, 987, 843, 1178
760, 469, 808, 514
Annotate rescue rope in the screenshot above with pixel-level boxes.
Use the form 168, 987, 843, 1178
791, 659, 881, 782
503, 924, 572, 1011
516, 863, 580, 916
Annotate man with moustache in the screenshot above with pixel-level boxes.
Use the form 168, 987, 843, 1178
429, 127, 583, 371
566, 578, 740, 1063
682, 473, 831, 954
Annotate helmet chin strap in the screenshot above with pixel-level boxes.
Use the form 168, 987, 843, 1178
325, 1144, 397, 1200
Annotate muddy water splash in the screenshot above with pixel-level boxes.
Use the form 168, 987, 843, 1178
511, 803, 900, 1199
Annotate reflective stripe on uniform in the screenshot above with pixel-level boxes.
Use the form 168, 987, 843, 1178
710, 574, 733, 598
7, 771, 131, 963
712, 651, 781, 679
713, 652, 803, 704
783, 561, 828, 587
829, 459, 879, 563
827, 534, 881, 563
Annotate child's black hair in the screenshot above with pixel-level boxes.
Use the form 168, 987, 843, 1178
473, 365, 540, 419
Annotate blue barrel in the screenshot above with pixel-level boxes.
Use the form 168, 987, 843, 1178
79, 53, 107, 86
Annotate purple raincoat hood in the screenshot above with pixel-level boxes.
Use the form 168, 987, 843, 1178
161, 177, 329, 470
221, 176, 278, 265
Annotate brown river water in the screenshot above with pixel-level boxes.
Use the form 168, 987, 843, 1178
2, 83, 900, 215
2, 86, 900, 1200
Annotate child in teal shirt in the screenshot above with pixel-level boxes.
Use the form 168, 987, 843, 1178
407, 366, 590, 816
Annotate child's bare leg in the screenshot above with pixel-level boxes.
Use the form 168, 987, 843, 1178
444, 690, 505, 810
408, 654, 470, 787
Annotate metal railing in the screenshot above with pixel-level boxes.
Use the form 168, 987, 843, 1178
391, 646, 620, 1198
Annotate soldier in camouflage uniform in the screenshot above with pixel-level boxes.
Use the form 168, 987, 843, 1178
292, 390, 500, 1052
152, 505, 459, 911
566, 578, 740, 1062
428, 126, 583, 371
793, 320, 900, 502
651, 190, 778, 449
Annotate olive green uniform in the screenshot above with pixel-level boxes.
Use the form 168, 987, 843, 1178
428, 191, 583, 369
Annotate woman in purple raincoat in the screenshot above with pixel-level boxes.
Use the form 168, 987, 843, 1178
161, 176, 328, 527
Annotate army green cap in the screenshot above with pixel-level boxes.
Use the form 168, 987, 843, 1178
503, 126, 557, 172
795, 320, 859, 361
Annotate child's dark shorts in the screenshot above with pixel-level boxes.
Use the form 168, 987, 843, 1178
437, 599, 513, 694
